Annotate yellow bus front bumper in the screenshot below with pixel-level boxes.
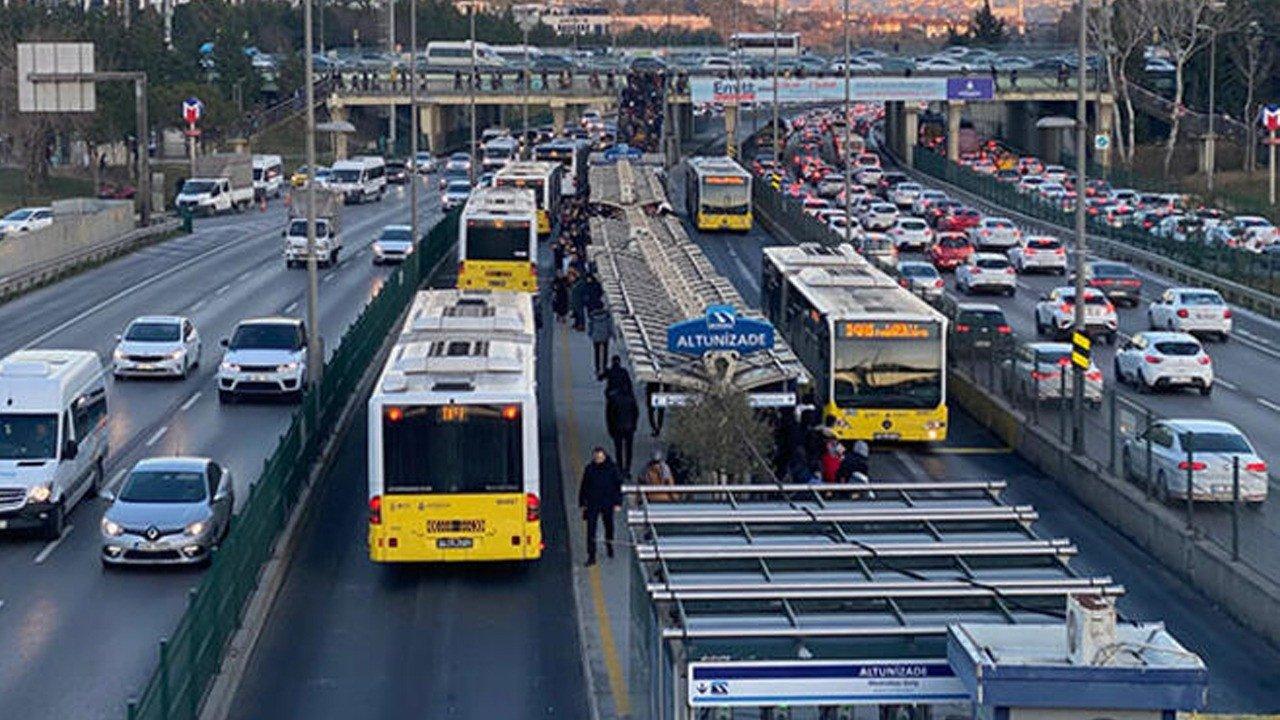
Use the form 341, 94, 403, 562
369, 492, 543, 563
696, 212, 753, 232
458, 260, 538, 292
825, 403, 948, 442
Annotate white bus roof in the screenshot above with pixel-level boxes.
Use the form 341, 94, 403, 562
399, 289, 535, 344
687, 156, 750, 178
764, 243, 944, 321
463, 186, 537, 216
252, 154, 282, 167
495, 161, 561, 179
0, 349, 102, 411
332, 156, 384, 170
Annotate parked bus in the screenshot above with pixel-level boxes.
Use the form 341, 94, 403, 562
762, 243, 949, 442
424, 40, 505, 68
458, 187, 539, 292
685, 156, 753, 232
729, 32, 801, 57
493, 161, 562, 236
368, 290, 541, 563
481, 136, 519, 172
534, 138, 590, 197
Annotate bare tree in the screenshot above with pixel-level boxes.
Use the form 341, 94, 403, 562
666, 387, 775, 485
1227, 18, 1273, 173
1089, 0, 1148, 164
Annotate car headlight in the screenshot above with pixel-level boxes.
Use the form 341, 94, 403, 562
221, 361, 240, 372
167, 349, 185, 360
26, 484, 51, 503
113, 348, 125, 361
185, 520, 208, 537
277, 362, 300, 372
101, 518, 123, 537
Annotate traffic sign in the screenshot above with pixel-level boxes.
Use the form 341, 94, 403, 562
17, 42, 96, 113
667, 304, 775, 356
1094, 133, 1111, 151
1071, 332, 1091, 369
182, 96, 203, 125
1261, 105, 1280, 133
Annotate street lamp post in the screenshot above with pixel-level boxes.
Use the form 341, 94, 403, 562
410, 0, 419, 259
303, 0, 324, 391
842, 0, 852, 248
771, 0, 780, 159
1071, 0, 1088, 451
469, 3, 477, 184
521, 19, 532, 158
1205, 10, 1222, 194
388, 0, 396, 154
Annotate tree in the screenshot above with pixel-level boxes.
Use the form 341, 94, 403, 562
949, 1, 1007, 47
1088, 0, 1147, 165
1227, 17, 1274, 172
666, 387, 775, 484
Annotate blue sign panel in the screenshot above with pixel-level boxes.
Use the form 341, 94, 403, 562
601, 143, 644, 163
946, 77, 995, 101
667, 305, 775, 356
688, 660, 968, 707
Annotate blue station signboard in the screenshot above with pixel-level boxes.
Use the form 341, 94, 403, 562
667, 305, 775, 356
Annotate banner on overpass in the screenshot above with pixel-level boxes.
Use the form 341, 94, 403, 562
689, 76, 994, 105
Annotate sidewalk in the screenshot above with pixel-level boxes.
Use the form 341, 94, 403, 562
553, 305, 662, 720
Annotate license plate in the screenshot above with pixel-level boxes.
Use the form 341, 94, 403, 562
249, 374, 273, 382
0, 520, 8, 529
974, 340, 992, 348
437, 537, 473, 549
873, 432, 901, 440
1172, 376, 1194, 384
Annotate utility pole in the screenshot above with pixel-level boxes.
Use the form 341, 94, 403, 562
842, 0, 852, 248
303, 0, 324, 390
1205, 5, 1222, 194
771, 0, 780, 159
469, 2, 477, 184
522, 18, 532, 158
410, 0, 419, 258
1070, 0, 1088, 452
388, 0, 397, 155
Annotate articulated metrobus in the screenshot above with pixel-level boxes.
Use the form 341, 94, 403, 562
481, 136, 519, 172
458, 187, 539, 292
729, 32, 801, 57
685, 156, 753, 232
494, 161, 563, 236
368, 290, 542, 562
534, 138, 590, 197
762, 243, 949, 442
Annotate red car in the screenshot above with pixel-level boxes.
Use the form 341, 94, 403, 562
928, 232, 974, 271
937, 207, 983, 232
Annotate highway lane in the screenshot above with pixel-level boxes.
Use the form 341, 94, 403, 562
226, 260, 589, 719
0, 181, 440, 720
681, 190, 1280, 711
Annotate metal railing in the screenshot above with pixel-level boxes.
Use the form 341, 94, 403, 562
125, 211, 458, 720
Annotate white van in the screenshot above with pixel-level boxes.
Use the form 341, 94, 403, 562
252, 154, 285, 200
425, 40, 506, 68
328, 156, 387, 204
0, 350, 109, 539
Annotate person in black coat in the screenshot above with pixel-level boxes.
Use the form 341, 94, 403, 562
606, 388, 640, 474
603, 355, 632, 399
578, 447, 624, 565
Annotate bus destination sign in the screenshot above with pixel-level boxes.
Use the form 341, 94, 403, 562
841, 321, 936, 340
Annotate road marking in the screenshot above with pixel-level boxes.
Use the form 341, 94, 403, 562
215, 283, 232, 295
726, 243, 760, 295
322, 272, 336, 283
1258, 398, 1280, 414
145, 425, 169, 447
102, 468, 128, 496
893, 450, 937, 480
33, 525, 73, 565
283, 301, 299, 314
179, 391, 202, 412
1215, 378, 1238, 391
189, 299, 207, 312
926, 446, 1014, 455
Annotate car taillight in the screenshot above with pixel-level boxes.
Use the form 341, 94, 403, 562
956, 324, 971, 332
1196, 355, 1212, 365
1122, 279, 1141, 286
1246, 461, 1268, 473
526, 493, 541, 522
1177, 460, 1207, 471
458, 261, 466, 275
1105, 302, 1116, 313
1144, 354, 1162, 364
898, 278, 908, 287
1005, 267, 1015, 274
997, 324, 1012, 334
1086, 370, 1102, 381
368, 495, 382, 525
1176, 309, 1189, 318
934, 278, 945, 288
1031, 370, 1058, 381
1223, 309, 1233, 319
1054, 248, 1065, 255
1059, 303, 1073, 313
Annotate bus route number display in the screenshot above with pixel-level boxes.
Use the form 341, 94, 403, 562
705, 175, 746, 185
841, 321, 935, 340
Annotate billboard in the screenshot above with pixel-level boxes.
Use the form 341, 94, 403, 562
690, 76, 994, 105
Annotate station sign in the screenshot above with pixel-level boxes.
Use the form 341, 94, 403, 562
688, 659, 968, 707
600, 143, 644, 163
1261, 105, 1280, 133
650, 391, 796, 408
690, 76, 994, 105
666, 304, 775, 356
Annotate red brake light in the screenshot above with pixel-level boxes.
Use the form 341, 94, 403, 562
1059, 303, 1073, 313
1054, 248, 1065, 255
1031, 370, 1058, 381
1198, 355, 1211, 365
1224, 309, 1233, 319
368, 495, 382, 525
956, 324, 971, 333
1176, 309, 1189, 318
386, 406, 404, 422
1144, 354, 1162, 364
458, 261, 466, 275
997, 324, 1012, 334
1005, 267, 1015, 274
1086, 370, 1102, 381
526, 493, 541, 522
1177, 461, 1208, 471
934, 278, 945, 288
1246, 461, 1268, 473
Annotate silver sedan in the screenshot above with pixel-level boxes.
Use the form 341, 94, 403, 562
100, 457, 234, 566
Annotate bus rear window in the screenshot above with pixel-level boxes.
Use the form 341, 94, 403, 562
382, 404, 522, 493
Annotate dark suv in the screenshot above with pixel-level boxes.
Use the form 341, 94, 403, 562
941, 299, 1014, 359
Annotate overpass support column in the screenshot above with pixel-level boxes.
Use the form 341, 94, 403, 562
680, 102, 694, 142
946, 101, 964, 162
1097, 96, 1114, 171
903, 104, 919, 168
421, 103, 445, 154
552, 104, 568, 134
884, 101, 901, 158
724, 104, 739, 159
331, 105, 350, 161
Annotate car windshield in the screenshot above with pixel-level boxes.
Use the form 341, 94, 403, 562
1181, 432, 1252, 454
4, 210, 34, 221
118, 470, 207, 503
125, 322, 180, 342
901, 265, 935, 277
287, 219, 329, 236
976, 258, 1009, 269
230, 323, 301, 350
0, 413, 58, 460
447, 181, 472, 194
1061, 292, 1108, 305
899, 220, 926, 230
1154, 341, 1200, 356
833, 325, 943, 410
939, 237, 969, 249
1181, 292, 1223, 306
379, 228, 413, 242
1027, 239, 1060, 249
330, 169, 361, 183
957, 309, 1004, 326
1093, 263, 1132, 277
181, 180, 216, 194
1035, 350, 1071, 366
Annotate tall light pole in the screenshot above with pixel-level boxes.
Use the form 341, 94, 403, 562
1070, 0, 1088, 451
410, 0, 419, 257
771, 0, 780, 159
303, 0, 323, 390
469, 2, 477, 184
521, 16, 533, 158
388, 0, 396, 154
1204, 2, 1226, 193
842, 0, 852, 248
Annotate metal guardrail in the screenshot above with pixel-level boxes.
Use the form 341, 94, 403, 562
124, 212, 458, 720
0, 219, 182, 303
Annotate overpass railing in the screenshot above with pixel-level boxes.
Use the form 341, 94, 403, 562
125, 212, 459, 720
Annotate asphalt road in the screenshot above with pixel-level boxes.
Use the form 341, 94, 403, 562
0, 181, 440, 720
226, 262, 588, 719
675, 172, 1280, 711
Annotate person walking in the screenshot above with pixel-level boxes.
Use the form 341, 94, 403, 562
603, 355, 632, 398
578, 446, 623, 565
641, 450, 676, 502
820, 436, 843, 484
588, 306, 613, 378
551, 276, 569, 324
569, 271, 587, 330
606, 387, 640, 474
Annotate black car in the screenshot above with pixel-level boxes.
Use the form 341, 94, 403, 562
1079, 261, 1143, 307
941, 299, 1014, 359
385, 160, 409, 185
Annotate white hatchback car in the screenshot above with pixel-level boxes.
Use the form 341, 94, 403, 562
968, 217, 1022, 250
1147, 287, 1232, 340
888, 182, 923, 208
896, 260, 945, 302
0, 206, 53, 236
912, 189, 949, 216
1122, 419, 1268, 504
860, 202, 899, 231
1034, 287, 1118, 343
113, 316, 201, 379
1113, 331, 1213, 395
956, 253, 1017, 296
1008, 235, 1067, 274
889, 217, 933, 251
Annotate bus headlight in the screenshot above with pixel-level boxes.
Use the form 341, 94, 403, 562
26, 484, 52, 503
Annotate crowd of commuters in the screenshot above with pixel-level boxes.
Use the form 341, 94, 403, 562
617, 70, 668, 152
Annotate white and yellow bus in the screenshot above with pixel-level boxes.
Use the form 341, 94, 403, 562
534, 138, 590, 197
685, 156, 753, 232
368, 290, 542, 562
762, 243, 949, 442
458, 187, 539, 292
494, 160, 563, 236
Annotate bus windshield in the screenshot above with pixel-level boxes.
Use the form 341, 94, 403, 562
466, 219, 531, 261
700, 177, 750, 215
497, 178, 545, 207
833, 332, 942, 410
382, 404, 522, 493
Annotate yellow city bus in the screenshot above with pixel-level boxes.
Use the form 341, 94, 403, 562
762, 243, 949, 442
368, 290, 542, 562
685, 156, 753, 232
494, 161, 563, 236
457, 187, 539, 292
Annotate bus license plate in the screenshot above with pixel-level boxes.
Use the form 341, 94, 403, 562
873, 432, 901, 440
437, 537, 473, 549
